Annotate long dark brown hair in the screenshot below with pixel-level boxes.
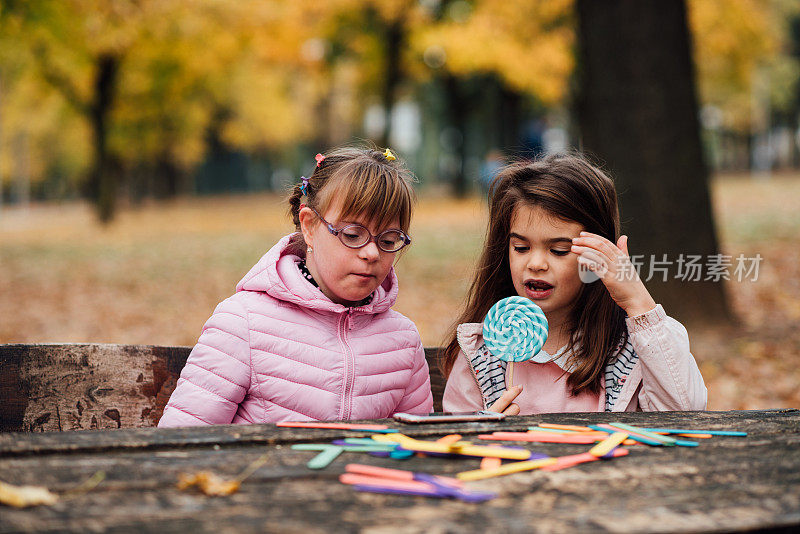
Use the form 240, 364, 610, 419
441, 153, 629, 396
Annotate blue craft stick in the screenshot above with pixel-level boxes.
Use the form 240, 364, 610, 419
389, 449, 415, 459
608, 422, 699, 447
588, 425, 663, 446
643, 428, 748, 437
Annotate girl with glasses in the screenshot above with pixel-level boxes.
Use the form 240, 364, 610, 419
159, 147, 432, 427
442, 154, 706, 416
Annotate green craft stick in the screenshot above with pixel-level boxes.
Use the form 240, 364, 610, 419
307, 446, 344, 469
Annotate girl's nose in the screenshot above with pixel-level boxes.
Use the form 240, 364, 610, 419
358, 240, 381, 262
527, 251, 548, 271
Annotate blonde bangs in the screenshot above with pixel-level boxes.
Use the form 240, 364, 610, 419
317, 158, 415, 233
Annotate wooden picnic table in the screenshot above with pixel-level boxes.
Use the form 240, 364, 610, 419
1, 409, 799, 533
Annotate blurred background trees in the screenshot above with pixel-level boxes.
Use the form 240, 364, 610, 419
1, 0, 799, 322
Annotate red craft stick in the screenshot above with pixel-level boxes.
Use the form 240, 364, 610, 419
276, 421, 389, 430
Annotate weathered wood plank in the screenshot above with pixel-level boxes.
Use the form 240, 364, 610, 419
0, 344, 446, 433
1, 410, 799, 533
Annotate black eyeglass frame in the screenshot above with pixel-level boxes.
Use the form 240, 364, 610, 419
310, 207, 411, 253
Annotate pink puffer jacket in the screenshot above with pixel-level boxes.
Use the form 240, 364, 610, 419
158, 234, 433, 427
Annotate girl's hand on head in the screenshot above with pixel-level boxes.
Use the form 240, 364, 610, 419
571, 232, 657, 317
488, 385, 522, 415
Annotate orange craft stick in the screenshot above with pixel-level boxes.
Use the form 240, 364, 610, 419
436, 434, 464, 445
276, 422, 388, 430
538, 423, 595, 432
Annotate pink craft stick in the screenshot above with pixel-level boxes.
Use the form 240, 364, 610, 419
480, 457, 502, 470
344, 464, 464, 488
339, 473, 434, 492
276, 421, 389, 430
540, 448, 629, 472
479, 432, 600, 444
346, 463, 413, 481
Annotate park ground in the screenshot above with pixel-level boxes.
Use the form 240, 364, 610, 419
2, 173, 799, 410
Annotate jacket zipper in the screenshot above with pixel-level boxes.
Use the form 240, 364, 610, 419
338, 309, 356, 420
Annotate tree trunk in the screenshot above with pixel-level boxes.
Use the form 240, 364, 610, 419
575, 0, 732, 325
379, 18, 404, 149
90, 54, 120, 224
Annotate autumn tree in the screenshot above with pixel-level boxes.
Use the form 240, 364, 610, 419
575, 0, 731, 324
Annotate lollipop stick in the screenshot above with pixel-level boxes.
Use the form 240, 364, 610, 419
509, 361, 514, 389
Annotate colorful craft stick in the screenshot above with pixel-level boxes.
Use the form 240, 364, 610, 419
290, 444, 344, 469
340, 473, 432, 492
436, 434, 463, 445
478, 432, 601, 444
643, 428, 748, 437
276, 421, 390, 430
588, 432, 628, 457
374, 434, 532, 460
541, 449, 629, 472
345, 464, 463, 488
480, 457, 502, 470
538, 423, 595, 432
589, 425, 664, 446
342, 464, 493, 502
607, 423, 698, 447
457, 457, 557, 481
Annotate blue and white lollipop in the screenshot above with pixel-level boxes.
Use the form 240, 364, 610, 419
483, 296, 548, 362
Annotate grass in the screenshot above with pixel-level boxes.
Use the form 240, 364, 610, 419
2, 172, 800, 410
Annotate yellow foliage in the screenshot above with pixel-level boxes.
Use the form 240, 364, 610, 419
411, 0, 574, 104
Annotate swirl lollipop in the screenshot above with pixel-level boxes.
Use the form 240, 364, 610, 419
483, 296, 548, 387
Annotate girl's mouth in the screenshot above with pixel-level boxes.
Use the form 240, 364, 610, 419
524, 280, 554, 299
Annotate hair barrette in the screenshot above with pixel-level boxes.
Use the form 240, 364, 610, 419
315, 153, 325, 167
383, 148, 396, 161
300, 176, 309, 196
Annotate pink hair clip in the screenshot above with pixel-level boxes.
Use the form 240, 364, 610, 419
315, 153, 325, 167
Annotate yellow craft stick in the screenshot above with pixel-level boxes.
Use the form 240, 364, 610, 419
588, 431, 629, 457
457, 458, 557, 481
374, 434, 530, 460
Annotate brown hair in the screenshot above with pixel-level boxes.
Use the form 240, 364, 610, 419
287, 146, 416, 254
441, 153, 629, 396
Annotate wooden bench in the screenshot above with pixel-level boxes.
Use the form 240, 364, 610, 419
0, 343, 446, 432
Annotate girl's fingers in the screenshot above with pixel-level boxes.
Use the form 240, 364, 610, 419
574, 232, 623, 260
503, 403, 520, 416
617, 235, 629, 256
488, 385, 523, 413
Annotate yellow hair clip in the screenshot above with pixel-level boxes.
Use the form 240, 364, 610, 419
383, 148, 396, 161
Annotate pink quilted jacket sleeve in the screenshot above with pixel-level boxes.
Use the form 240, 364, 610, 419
393, 340, 434, 414
627, 305, 707, 411
158, 298, 252, 427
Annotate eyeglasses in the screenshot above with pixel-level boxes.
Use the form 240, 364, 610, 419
311, 208, 411, 253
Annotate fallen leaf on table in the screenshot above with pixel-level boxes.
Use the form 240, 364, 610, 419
177, 472, 240, 496
0, 480, 59, 508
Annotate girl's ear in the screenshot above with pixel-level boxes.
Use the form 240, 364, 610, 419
298, 207, 317, 246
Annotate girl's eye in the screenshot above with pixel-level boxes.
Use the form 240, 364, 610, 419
551, 249, 570, 256
513, 246, 529, 253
